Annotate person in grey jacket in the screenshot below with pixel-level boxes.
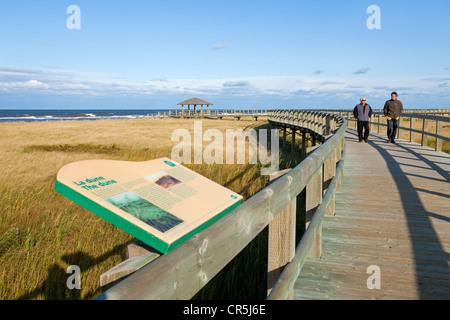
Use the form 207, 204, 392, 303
383, 92, 404, 143
353, 97, 373, 142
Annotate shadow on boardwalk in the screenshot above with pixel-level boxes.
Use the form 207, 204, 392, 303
295, 130, 449, 300
360, 131, 450, 299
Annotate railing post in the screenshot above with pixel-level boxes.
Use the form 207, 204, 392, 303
377, 114, 382, 133
305, 166, 323, 258
410, 116, 414, 143
314, 113, 318, 133
301, 131, 307, 159
314, 113, 323, 134
323, 150, 336, 216
267, 171, 296, 299
291, 128, 296, 153
436, 120, 442, 152
316, 113, 320, 133
336, 137, 344, 192
421, 118, 428, 147
307, 112, 311, 130
330, 115, 335, 134
325, 115, 331, 136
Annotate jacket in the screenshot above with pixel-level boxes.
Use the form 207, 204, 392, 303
384, 99, 403, 118
353, 103, 373, 121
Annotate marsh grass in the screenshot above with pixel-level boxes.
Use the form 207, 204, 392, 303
23, 143, 123, 155
0, 117, 303, 300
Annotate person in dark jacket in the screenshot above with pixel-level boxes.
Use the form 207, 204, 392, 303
353, 97, 373, 142
383, 92, 404, 143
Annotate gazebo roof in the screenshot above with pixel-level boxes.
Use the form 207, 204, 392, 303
177, 98, 213, 106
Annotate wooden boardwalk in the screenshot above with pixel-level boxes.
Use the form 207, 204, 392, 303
294, 129, 450, 300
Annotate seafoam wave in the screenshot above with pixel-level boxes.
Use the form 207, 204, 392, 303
0, 109, 165, 123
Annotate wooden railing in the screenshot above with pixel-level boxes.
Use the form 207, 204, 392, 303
95, 110, 347, 300
317, 108, 450, 116
155, 109, 269, 118
331, 110, 450, 152
265, 110, 346, 299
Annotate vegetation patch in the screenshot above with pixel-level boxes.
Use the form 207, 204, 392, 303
24, 143, 122, 155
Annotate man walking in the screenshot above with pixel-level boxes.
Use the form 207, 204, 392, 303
383, 92, 404, 143
353, 97, 373, 142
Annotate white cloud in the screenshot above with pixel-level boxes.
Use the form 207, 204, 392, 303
57, 83, 91, 90
25, 80, 49, 89
1, 65, 449, 107
223, 80, 250, 87
354, 68, 370, 74
211, 42, 230, 50
0, 79, 49, 90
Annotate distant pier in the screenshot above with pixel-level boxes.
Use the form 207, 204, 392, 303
154, 108, 269, 121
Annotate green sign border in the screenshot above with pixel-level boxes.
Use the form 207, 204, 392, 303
55, 180, 242, 254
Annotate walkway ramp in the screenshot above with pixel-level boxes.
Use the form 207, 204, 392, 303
294, 129, 450, 300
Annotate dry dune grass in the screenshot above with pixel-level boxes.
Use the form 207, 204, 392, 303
0, 117, 300, 300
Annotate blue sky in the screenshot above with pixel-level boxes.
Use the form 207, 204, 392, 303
0, 0, 449, 109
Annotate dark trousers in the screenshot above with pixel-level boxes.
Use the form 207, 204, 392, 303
387, 118, 398, 141
357, 121, 370, 141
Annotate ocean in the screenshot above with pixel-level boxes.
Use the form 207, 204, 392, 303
0, 109, 171, 123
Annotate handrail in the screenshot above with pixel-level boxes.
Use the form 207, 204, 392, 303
95, 110, 347, 300
155, 109, 270, 118
333, 109, 450, 152
267, 152, 345, 300
315, 108, 450, 115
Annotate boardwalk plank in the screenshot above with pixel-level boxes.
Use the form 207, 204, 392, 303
294, 130, 450, 300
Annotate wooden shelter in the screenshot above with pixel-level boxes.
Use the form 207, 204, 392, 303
177, 98, 213, 117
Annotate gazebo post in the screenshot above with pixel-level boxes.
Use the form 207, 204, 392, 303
177, 98, 214, 118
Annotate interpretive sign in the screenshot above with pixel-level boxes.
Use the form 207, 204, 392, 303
55, 157, 243, 253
